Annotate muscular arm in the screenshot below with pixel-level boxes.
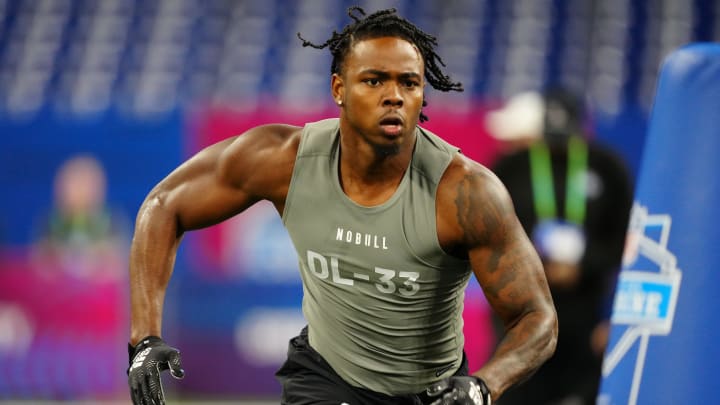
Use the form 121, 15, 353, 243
129, 124, 300, 344
438, 156, 558, 399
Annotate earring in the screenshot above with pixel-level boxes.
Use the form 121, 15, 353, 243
336, 100, 343, 106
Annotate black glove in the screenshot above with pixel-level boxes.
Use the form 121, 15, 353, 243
127, 336, 184, 405
427, 376, 492, 405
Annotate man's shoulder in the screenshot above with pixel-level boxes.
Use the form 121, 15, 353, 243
445, 152, 493, 176
435, 152, 516, 249
439, 154, 505, 195
224, 123, 303, 159
218, 124, 303, 190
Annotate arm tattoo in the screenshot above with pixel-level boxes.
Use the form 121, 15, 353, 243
454, 172, 505, 248
453, 169, 557, 397
454, 170, 547, 314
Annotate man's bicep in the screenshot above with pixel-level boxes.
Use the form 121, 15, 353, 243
470, 228, 548, 325
455, 166, 549, 325
145, 136, 259, 233
172, 167, 257, 232
164, 125, 298, 231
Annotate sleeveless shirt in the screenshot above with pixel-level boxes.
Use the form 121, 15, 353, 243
282, 118, 472, 395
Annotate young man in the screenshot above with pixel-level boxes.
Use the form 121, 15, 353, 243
127, 7, 557, 405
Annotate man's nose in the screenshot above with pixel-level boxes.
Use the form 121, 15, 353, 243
382, 83, 403, 107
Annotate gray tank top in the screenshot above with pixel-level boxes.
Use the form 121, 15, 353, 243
282, 118, 471, 395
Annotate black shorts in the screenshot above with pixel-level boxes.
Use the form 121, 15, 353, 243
275, 327, 469, 405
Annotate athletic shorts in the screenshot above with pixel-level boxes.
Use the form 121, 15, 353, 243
275, 326, 469, 405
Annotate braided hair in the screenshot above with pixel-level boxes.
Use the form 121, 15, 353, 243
297, 6, 463, 122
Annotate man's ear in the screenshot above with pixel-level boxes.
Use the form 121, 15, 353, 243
331, 73, 344, 106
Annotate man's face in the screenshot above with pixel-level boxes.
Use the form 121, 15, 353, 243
332, 36, 425, 154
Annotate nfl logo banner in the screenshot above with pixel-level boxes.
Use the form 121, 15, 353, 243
598, 43, 720, 405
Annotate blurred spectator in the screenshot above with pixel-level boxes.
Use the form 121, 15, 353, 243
0, 155, 131, 399
32, 154, 128, 280
487, 88, 633, 405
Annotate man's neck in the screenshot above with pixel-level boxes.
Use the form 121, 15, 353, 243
337, 129, 415, 206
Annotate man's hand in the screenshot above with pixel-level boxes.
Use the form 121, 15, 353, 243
427, 376, 492, 405
127, 336, 184, 405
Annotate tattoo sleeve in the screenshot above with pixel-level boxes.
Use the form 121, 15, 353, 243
454, 168, 558, 399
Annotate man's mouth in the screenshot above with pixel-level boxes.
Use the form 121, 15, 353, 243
379, 117, 403, 136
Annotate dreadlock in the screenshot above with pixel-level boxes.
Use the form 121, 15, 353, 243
297, 6, 463, 122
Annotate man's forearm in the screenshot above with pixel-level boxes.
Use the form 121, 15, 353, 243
129, 195, 183, 345
474, 309, 558, 399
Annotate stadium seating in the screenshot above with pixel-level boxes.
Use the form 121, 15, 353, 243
0, 0, 712, 119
